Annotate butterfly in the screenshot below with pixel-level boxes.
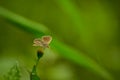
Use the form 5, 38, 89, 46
33, 35, 52, 48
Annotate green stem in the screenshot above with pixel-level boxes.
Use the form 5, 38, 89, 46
35, 57, 40, 68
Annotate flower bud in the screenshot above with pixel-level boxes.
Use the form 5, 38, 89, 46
37, 49, 44, 59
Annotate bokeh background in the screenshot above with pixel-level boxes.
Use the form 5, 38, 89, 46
0, 0, 120, 80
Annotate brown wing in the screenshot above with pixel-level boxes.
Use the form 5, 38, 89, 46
42, 36, 52, 45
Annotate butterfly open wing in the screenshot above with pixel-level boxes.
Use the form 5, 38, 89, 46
33, 36, 52, 48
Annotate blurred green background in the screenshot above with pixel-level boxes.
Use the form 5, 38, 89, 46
0, 0, 120, 80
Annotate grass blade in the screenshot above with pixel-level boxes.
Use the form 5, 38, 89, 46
0, 7, 49, 36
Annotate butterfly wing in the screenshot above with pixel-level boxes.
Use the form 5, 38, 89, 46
41, 36, 52, 45
33, 36, 52, 48
33, 38, 43, 46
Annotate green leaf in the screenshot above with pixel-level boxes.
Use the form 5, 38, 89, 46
0, 7, 49, 36
4, 64, 21, 80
